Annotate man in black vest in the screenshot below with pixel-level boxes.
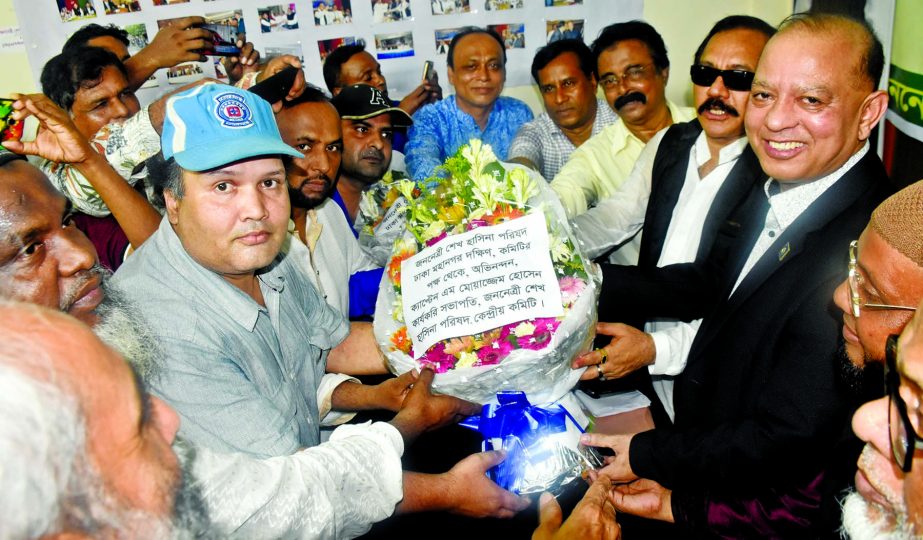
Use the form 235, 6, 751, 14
571, 15, 774, 422
580, 13, 892, 537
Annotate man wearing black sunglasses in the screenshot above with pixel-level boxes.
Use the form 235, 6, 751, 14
580, 13, 893, 537
572, 16, 773, 421
834, 181, 923, 538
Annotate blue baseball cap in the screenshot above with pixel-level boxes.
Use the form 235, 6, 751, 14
161, 83, 302, 171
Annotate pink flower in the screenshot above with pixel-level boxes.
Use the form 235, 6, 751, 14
559, 276, 586, 306
419, 342, 458, 373
516, 318, 560, 350
476, 339, 513, 365
425, 231, 448, 246
467, 218, 489, 230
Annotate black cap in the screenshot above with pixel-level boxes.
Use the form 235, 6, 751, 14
331, 84, 413, 127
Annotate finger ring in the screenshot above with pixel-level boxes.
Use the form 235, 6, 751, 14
597, 347, 608, 364
596, 364, 607, 381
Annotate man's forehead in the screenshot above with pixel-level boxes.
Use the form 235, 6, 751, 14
700, 29, 766, 71
74, 67, 128, 102
347, 115, 393, 129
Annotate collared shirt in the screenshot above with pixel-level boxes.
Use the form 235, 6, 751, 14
550, 100, 695, 218
283, 198, 381, 317
731, 142, 870, 295
194, 422, 404, 538
405, 94, 534, 180
573, 128, 749, 420
41, 106, 161, 217
112, 217, 354, 458
508, 97, 618, 181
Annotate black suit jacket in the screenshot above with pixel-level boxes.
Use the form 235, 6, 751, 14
638, 120, 762, 270
606, 150, 890, 536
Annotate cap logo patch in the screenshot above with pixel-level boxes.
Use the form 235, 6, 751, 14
214, 93, 253, 129
369, 88, 388, 107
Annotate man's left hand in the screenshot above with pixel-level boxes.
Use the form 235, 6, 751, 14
388, 368, 480, 441
573, 323, 656, 381
1, 93, 93, 164
580, 432, 638, 483
608, 478, 674, 523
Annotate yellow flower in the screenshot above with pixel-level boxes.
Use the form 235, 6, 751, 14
437, 204, 467, 225
456, 351, 478, 368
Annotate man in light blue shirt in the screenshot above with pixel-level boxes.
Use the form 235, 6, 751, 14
405, 27, 533, 180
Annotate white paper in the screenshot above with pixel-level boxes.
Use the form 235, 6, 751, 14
402, 212, 563, 358
375, 198, 407, 236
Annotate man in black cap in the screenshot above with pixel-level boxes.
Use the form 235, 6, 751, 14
329, 83, 413, 230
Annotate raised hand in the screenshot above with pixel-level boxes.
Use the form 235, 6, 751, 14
2, 94, 93, 164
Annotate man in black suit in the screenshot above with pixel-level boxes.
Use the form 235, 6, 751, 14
579, 13, 892, 537
571, 15, 773, 422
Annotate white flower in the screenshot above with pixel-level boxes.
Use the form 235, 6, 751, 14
471, 172, 502, 211
358, 190, 380, 220
550, 234, 573, 263
461, 139, 498, 175
513, 321, 536, 337
422, 220, 446, 241
393, 295, 404, 322
508, 167, 536, 207
397, 179, 417, 200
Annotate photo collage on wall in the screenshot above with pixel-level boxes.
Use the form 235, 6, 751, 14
48, 0, 599, 93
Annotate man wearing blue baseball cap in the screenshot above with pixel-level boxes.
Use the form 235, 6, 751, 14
112, 83, 528, 523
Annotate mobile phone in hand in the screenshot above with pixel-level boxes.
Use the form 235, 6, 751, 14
202, 24, 242, 57
248, 66, 300, 104
421, 60, 436, 84
0, 98, 23, 142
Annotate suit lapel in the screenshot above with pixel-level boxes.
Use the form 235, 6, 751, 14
697, 151, 879, 347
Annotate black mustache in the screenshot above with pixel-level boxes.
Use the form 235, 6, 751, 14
613, 92, 646, 111
697, 97, 739, 117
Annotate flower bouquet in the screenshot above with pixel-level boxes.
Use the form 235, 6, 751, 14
373, 140, 601, 404
354, 170, 418, 266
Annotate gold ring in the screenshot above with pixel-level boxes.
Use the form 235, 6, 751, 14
596, 364, 607, 381
597, 347, 608, 364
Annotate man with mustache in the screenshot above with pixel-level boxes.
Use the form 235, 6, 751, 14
331, 84, 412, 229
507, 39, 618, 182
578, 12, 892, 536
549, 20, 694, 226
571, 16, 773, 423
275, 84, 385, 319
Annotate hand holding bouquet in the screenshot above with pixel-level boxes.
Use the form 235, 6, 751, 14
373, 140, 601, 404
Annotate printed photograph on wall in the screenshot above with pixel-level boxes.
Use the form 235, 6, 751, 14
485, 0, 522, 10
371, 0, 411, 23
430, 0, 468, 15
318, 35, 360, 61
313, 0, 351, 25
122, 23, 158, 87
374, 31, 413, 60
266, 43, 304, 62
56, 0, 97, 22
204, 9, 244, 48
152, 0, 189, 6
102, 0, 140, 15
166, 62, 204, 84
544, 0, 582, 5
488, 23, 525, 49
434, 26, 464, 55
259, 4, 298, 33
545, 19, 583, 43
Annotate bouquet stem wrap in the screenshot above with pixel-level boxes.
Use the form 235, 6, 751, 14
459, 391, 603, 495
373, 140, 602, 404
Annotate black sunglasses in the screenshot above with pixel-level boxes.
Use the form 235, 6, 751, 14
689, 64, 755, 92
885, 334, 923, 472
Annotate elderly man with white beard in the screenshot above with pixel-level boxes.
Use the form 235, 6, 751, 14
831, 180, 923, 538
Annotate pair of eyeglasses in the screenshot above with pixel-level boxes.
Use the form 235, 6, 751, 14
689, 64, 755, 92
847, 240, 918, 318
599, 63, 654, 89
885, 334, 923, 472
